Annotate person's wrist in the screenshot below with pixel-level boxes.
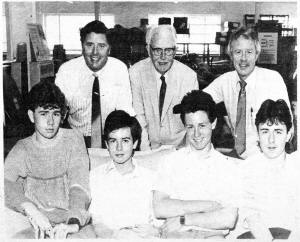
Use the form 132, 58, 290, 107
21, 201, 37, 215
179, 215, 185, 225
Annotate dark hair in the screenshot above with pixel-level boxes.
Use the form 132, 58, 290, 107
80, 20, 108, 44
227, 26, 261, 57
255, 99, 292, 132
26, 81, 67, 116
173, 90, 217, 124
104, 110, 142, 144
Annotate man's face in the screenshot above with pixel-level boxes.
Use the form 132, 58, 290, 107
149, 31, 176, 75
28, 107, 62, 143
231, 36, 259, 81
82, 32, 110, 72
106, 127, 138, 165
185, 110, 216, 151
258, 121, 290, 159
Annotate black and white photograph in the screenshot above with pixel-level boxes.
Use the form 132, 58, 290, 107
2, 0, 298, 240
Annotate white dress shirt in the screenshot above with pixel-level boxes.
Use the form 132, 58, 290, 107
56, 56, 135, 136
204, 66, 291, 159
89, 159, 156, 230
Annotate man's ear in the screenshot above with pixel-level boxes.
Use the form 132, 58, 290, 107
27, 110, 35, 123
133, 140, 138, 149
211, 118, 217, 130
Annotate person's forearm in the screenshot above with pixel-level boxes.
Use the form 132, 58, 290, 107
185, 207, 238, 230
154, 198, 221, 219
5, 179, 32, 213
69, 186, 90, 210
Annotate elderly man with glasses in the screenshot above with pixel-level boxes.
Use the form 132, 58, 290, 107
129, 25, 198, 150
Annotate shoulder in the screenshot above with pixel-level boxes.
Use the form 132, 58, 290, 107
255, 66, 283, 80
60, 128, 85, 145
129, 58, 151, 72
58, 56, 85, 71
215, 70, 236, 82
173, 60, 196, 75
106, 57, 128, 69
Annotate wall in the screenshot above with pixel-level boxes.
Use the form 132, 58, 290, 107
6, 1, 298, 57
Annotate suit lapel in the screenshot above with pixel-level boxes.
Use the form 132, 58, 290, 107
161, 66, 176, 122
145, 63, 160, 121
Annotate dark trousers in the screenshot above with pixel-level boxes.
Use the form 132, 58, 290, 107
237, 227, 291, 239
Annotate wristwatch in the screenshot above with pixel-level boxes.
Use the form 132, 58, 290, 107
179, 215, 185, 225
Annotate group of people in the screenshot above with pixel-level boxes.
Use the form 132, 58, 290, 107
4, 20, 299, 240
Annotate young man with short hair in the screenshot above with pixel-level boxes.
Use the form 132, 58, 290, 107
239, 99, 300, 241
153, 90, 241, 239
89, 110, 160, 238
4, 81, 91, 239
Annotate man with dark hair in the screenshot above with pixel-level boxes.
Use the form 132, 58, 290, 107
5, 81, 91, 239
89, 110, 160, 238
238, 99, 300, 241
56, 20, 134, 148
204, 26, 291, 159
129, 24, 198, 150
153, 90, 241, 239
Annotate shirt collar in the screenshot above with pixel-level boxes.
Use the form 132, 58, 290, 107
235, 66, 257, 87
104, 158, 140, 177
181, 144, 217, 160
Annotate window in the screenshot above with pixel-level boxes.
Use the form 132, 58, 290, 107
148, 14, 221, 55
43, 13, 115, 54
2, 3, 7, 53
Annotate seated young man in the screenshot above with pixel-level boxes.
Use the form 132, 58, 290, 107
152, 90, 241, 239
4, 81, 91, 239
239, 99, 300, 241
89, 110, 160, 238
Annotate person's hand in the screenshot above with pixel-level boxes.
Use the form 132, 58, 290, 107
161, 216, 182, 235
53, 223, 79, 239
22, 202, 54, 238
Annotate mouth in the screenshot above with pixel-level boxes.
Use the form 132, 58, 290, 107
239, 63, 249, 69
46, 128, 54, 132
115, 154, 124, 158
90, 56, 100, 62
158, 62, 169, 66
267, 147, 277, 151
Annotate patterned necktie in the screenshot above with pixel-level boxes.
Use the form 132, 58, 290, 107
159, 75, 167, 120
91, 75, 102, 148
235, 80, 247, 156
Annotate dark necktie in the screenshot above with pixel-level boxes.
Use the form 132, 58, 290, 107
91, 75, 102, 148
159, 75, 167, 120
235, 80, 247, 155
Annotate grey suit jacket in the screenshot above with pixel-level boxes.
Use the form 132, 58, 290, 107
129, 58, 198, 150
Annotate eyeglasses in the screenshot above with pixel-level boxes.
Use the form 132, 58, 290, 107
150, 46, 176, 56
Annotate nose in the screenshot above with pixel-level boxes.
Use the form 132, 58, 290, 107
241, 51, 247, 61
92, 45, 99, 55
268, 132, 275, 143
194, 127, 201, 138
116, 141, 123, 151
160, 50, 167, 59
47, 114, 54, 125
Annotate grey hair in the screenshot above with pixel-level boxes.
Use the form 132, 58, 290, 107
146, 24, 177, 53
227, 26, 261, 58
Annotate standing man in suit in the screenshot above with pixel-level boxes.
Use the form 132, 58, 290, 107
129, 25, 198, 150
204, 27, 291, 159
56, 20, 134, 148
